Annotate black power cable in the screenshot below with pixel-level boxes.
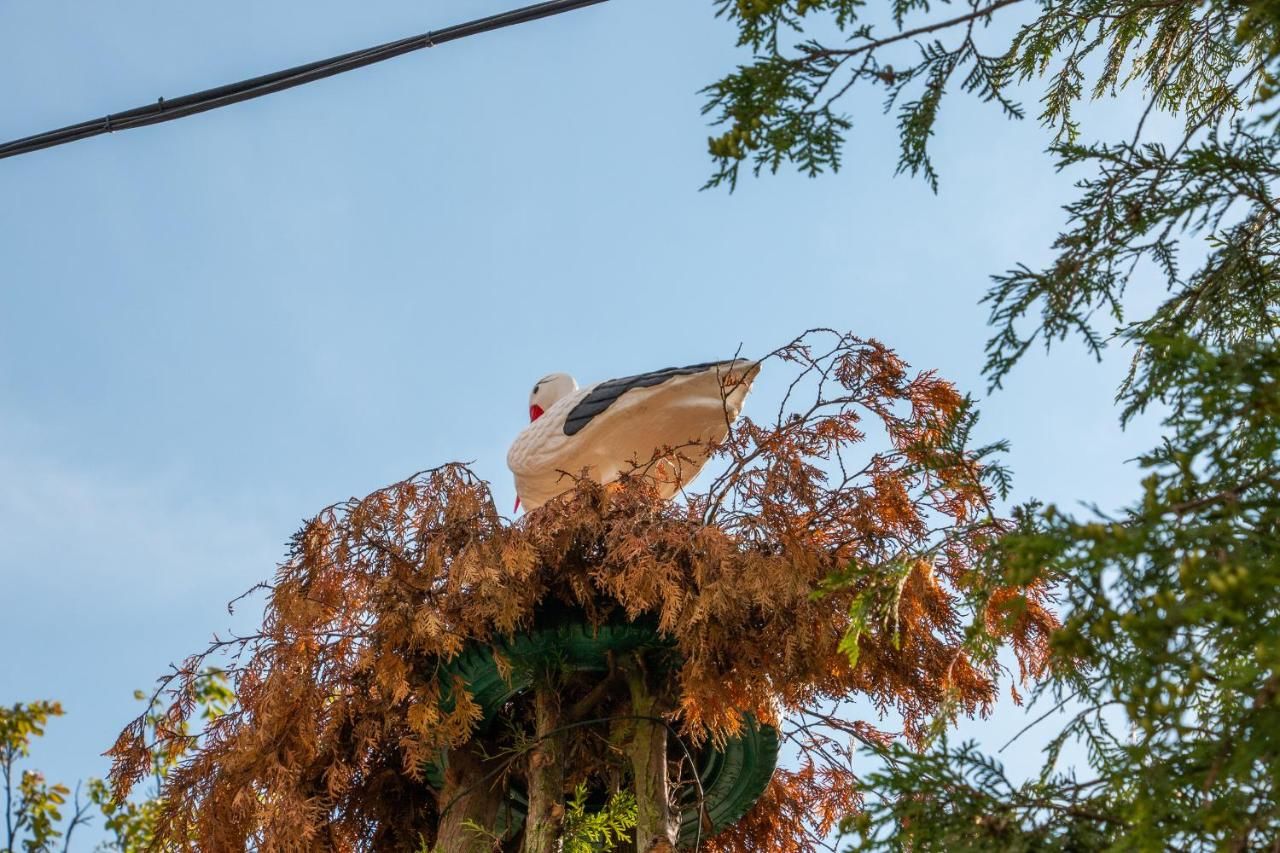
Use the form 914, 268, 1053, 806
0, 0, 611, 161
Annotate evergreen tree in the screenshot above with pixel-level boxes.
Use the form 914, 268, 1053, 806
706, 1, 1280, 847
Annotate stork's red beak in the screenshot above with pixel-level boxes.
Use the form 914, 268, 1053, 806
529, 404, 544, 421
514, 496, 522, 513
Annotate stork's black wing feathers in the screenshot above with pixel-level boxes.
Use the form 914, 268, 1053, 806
563, 361, 731, 436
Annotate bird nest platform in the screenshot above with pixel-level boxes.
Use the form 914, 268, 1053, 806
427, 608, 781, 849
107, 330, 1058, 853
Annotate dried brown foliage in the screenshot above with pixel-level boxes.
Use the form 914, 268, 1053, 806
109, 330, 1056, 851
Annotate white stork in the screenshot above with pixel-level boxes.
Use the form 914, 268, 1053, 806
507, 359, 759, 511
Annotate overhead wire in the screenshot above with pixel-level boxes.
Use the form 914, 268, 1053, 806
0, 0, 611, 161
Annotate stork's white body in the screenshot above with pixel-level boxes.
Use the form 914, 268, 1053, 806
507, 359, 759, 511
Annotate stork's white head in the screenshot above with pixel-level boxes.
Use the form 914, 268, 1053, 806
528, 373, 577, 422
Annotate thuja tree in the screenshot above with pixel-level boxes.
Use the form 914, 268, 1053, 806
705, 0, 1280, 847
107, 330, 1056, 852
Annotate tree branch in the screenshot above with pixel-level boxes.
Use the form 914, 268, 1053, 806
787, 0, 1026, 67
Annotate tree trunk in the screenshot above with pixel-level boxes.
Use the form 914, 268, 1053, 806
436, 739, 505, 853
626, 666, 676, 852
524, 687, 565, 853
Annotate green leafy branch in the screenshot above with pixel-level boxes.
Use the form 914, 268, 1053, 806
1, 672, 232, 853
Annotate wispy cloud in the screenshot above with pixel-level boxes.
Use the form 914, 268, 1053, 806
0, 413, 284, 606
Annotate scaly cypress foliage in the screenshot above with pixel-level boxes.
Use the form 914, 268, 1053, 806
706, 1, 1280, 848
705, 0, 1279, 394
106, 330, 1055, 852
848, 337, 1280, 848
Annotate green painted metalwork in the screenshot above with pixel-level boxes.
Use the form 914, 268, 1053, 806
425, 619, 777, 847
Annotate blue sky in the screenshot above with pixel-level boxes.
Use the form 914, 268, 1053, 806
2, 0, 1166, 842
